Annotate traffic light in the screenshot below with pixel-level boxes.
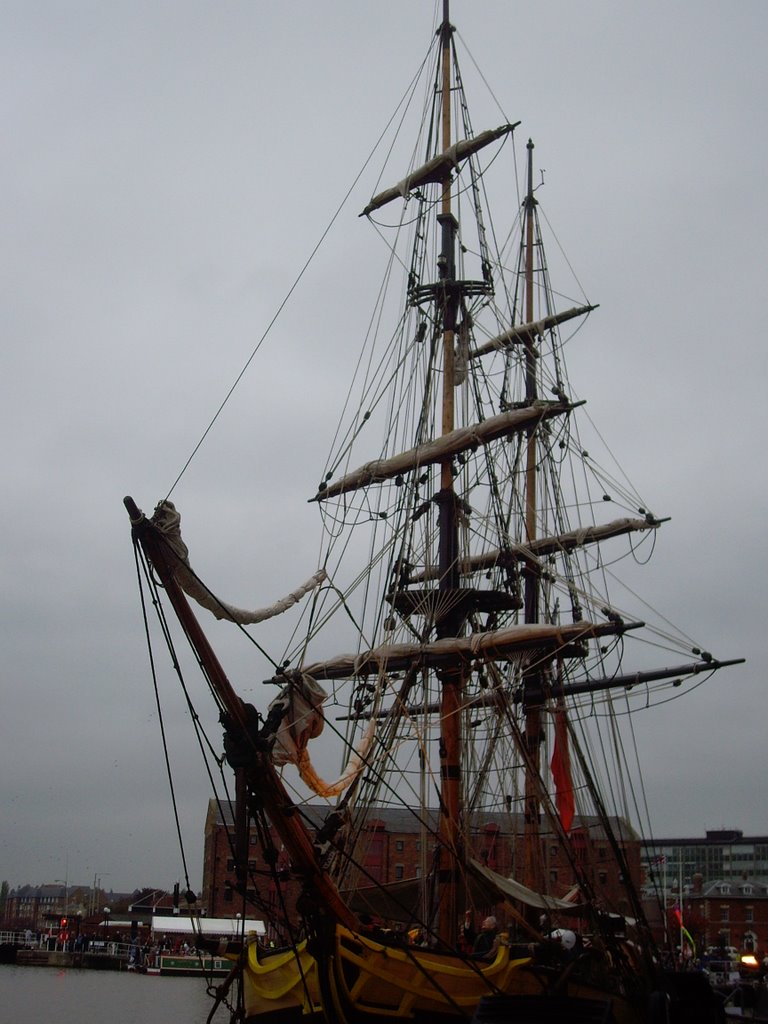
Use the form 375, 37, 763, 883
60, 917, 68, 929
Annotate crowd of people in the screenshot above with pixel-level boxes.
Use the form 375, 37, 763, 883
356, 910, 505, 959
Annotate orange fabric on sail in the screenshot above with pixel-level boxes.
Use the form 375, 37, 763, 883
550, 707, 574, 833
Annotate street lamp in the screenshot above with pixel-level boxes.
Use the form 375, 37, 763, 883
54, 879, 69, 917
103, 907, 111, 948
91, 873, 108, 916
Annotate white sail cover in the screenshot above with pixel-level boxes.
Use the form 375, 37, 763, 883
345, 859, 584, 920
267, 673, 328, 766
468, 859, 584, 912
152, 500, 326, 624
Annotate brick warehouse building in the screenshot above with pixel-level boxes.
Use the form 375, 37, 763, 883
641, 875, 768, 957
684, 877, 768, 954
202, 799, 640, 938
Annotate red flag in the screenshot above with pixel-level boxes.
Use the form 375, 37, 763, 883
550, 707, 574, 833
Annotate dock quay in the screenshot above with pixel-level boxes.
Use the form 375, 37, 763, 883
1, 931, 127, 970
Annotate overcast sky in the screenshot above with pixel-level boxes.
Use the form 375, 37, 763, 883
1, 1, 766, 896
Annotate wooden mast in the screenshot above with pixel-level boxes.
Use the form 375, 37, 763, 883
439, 0, 455, 465
435, 0, 463, 947
521, 139, 546, 904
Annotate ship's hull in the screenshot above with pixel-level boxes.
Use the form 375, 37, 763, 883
240, 925, 651, 1024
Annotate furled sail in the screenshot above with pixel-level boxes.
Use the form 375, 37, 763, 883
301, 619, 639, 681
361, 123, 519, 216
315, 401, 570, 502
406, 517, 659, 583
470, 304, 597, 360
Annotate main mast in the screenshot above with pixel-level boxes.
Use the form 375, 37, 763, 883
435, 0, 463, 946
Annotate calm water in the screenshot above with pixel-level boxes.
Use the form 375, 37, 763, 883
0, 965, 223, 1024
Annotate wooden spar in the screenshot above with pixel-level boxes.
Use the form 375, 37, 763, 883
338, 656, 746, 723
406, 516, 660, 582
517, 656, 747, 703
436, 0, 462, 947
361, 124, 518, 217
123, 497, 357, 930
313, 401, 570, 502
300, 619, 639, 681
521, 139, 544, 903
469, 304, 597, 360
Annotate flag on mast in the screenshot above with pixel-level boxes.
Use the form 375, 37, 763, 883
550, 706, 575, 833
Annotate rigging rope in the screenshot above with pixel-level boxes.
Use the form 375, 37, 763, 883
165, 41, 438, 502
133, 539, 194, 893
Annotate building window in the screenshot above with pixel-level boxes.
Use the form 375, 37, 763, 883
396, 840, 404, 852
745, 907, 754, 923
550, 846, 558, 858
395, 864, 404, 880
598, 871, 608, 885
549, 870, 558, 884
720, 906, 729, 922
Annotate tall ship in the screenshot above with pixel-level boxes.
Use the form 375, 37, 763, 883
125, 4, 741, 1021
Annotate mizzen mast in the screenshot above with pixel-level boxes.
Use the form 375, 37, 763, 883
521, 140, 546, 902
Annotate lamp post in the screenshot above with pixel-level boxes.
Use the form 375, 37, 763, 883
91, 873, 108, 916
103, 907, 111, 949
54, 879, 69, 951
54, 878, 69, 918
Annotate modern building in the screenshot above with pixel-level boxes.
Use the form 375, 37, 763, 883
641, 830, 768, 888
